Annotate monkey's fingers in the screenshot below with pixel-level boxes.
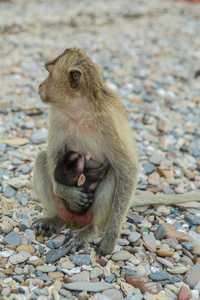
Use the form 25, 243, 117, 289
64, 236, 86, 254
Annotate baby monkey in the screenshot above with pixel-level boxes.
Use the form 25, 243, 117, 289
54, 151, 109, 194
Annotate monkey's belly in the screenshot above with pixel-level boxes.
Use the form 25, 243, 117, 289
54, 195, 93, 224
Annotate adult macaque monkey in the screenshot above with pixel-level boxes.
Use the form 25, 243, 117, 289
33, 48, 200, 255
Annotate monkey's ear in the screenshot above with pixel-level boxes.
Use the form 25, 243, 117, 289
68, 70, 81, 89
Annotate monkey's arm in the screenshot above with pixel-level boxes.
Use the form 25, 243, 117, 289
85, 160, 109, 182
132, 193, 200, 207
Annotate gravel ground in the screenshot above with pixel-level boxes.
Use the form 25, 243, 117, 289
1, 0, 200, 299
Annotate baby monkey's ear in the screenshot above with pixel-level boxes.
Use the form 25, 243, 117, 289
68, 69, 81, 89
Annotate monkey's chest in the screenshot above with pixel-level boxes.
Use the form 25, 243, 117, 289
64, 121, 103, 166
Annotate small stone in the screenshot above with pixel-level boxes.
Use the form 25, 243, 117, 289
192, 242, 200, 255
90, 268, 103, 279
4, 232, 20, 246
1, 222, 13, 234
142, 232, 156, 252
157, 205, 171, 215
136, 265, 146, 277
143, 164, 155, 175
177, 285, 192, 300
9, 251, 31, 264
20, 197, 28, 206
39, 274, 53, 282
36, 265, 56, 272
125, 275, 146, 294
27, 257, 45, 267
65, 282, 113, 292
157, 249, 174, 257
117, 238, 129, 246
31, 128, 48, 144
105, 274, 116, 283
60, 289, 72, 297
111, 250, 131, 261
154, 224, 167, 240
181, 242, 194, 251
156, 257, 173, 269
31, 278, 45, 288
175, 187, 187, 194
4, 186, 16, 198
46, 241, 55, 250
2, 268, 13, 275
16, 245, 35, 254
102, 289, 123, 300
184, 264, 200, 288
128, 232, 141, 243
48, 271, 64, 279
167, 266, 188, 274
145, 282, 162, 295
72, 254, 91, 266
70, 271, 89, 282
46, 248, 69, 264
96, 257, 107, 267
61, 258, 75, 269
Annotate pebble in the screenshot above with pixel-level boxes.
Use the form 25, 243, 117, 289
46, 248, 69, 264
142, 232, 156, 252
16, 245, 35, 254
72, 254, 91, 266
4, 232, 20, 246
4, 186, 16, 198
154, 224, 166, 240
128, 232, 141, 243
31, 128, 48, 144
9, 251, 31, 264
1, 222, 13, 234
111, 251, 132, 261
102, 289, 123, 300
70, 270, 89, 282
36, 265, 57, 272
65, 282, 113, 292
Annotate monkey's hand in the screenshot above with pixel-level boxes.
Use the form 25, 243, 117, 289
53, 181, 93, 209
32, 216, 64, 238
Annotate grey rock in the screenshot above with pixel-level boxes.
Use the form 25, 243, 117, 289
46, 248, 69, 264
0, 155, 8, 162
162, 187, 174, 194
2, 287, 11, 297
181, 242, 194, 251
20, 197, 28, 206
20, 219, 32, 229
4, 186, 16, 198
60, 289, 72, 297
39, 274, 53, 282
149, 155, 164, 165
34, 205, 42, 212
121, 269, 136, 277
13, 275, 24, 283
72, 254, 90, 266
34, 244, 45, 255
4, 232, 20, 246
143, 163, 155, 175
103, 288, 123, 300
0, 143, 6, 153
36, 265, 56, 272
33, 288, 48, 296
46, 241, 55, 250
31, 129, 47, 144
170, 275, 182, 283
128, 232, 141, 243
65, 281, 113, 292
150, 270, 171, 281
105, 274, 116, 283
0, 169, 11, 179
22, 165, 32, 174
125, 289, 143, 300
184, 264, 200, 288
154, 224, 166, 240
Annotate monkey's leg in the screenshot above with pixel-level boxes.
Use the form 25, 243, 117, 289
33, 150, 64, 236
132, 193, 200, 207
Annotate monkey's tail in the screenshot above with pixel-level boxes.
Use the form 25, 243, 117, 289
132, 192, 200, 207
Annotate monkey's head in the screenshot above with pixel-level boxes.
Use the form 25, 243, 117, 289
38, 48, 103, 105
54, 151, 85, 186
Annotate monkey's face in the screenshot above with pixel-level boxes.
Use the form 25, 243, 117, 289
38, 48, 102, 105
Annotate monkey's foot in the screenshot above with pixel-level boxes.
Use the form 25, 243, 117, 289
63, 224, 94, 253
32, 216, 64, 238
96, 234, 116, 256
